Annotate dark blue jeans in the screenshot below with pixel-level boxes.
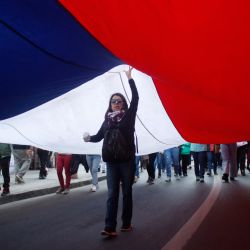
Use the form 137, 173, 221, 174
105, 159, 135, 231
207, 151, 216, 173
155, 153, 165, 175
192, 151, 206, 178
135, 155, 141, 177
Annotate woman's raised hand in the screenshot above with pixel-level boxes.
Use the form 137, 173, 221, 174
124, 66, 133, 80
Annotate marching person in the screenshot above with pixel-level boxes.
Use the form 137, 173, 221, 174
0, 143, 11, 196
86, 154, 101, 192
83, 66, 139, 237
221, 143, 237, 182
12, 144, 33, 184
55, 153, 72, 194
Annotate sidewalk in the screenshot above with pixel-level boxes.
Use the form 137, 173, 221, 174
0, 165, 106, 205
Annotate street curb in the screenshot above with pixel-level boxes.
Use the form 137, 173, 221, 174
0, 176, 106, 205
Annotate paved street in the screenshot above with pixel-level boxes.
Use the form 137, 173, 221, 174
1, 168, 250, 250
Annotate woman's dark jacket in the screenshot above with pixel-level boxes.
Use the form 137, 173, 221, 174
90, 79, 139, 161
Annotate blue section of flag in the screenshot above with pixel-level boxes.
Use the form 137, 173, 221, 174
0, 0, 122, 120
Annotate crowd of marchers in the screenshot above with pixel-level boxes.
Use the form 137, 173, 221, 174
136, 142, 250, 185
0, 142, 249, 197
0, 144, 105, 196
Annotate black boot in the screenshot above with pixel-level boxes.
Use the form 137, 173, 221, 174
222, 173, 229, 183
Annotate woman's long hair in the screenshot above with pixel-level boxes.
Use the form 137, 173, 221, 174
105, 93, 128, 118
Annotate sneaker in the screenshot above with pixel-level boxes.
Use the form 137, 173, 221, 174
165, 176, 171, 182
101, 229, 117, 237
200, 178, 204, 183
230, 177, 236, 181
121, 225, 133, 232
15, 175, 24, 184
91, 185, 97, 192
207, 172, 211, 176
63, 188, 70, 195
56, 187, 65, 194
1, 188, 10, 197
39, 175, 46, 180
196, 177, 200, 182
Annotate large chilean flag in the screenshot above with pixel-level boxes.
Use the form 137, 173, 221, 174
1, 0, 250, 153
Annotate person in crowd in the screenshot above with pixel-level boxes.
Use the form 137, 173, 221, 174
86, 154, 101, 192
140, 154, 149, 181
214, 144, 222, 169
0, 143, 11, 196
140, 155, 149, 171
83, 66, 138, 237
180, 143, 191, 176
56, 153, 72, 194
190, 143, 207, 183
146, 153, 157, 184
207, 144, 217, 176
236, 141, 248, 176
154, 152, 164, 178
70, 154, 89, 179
164, 146, 181, 182
37, 148, 51, 179
220, 143, 237, 182
134, 155, 141, 183
12, 144, 33, 184
247, 141, 250, 172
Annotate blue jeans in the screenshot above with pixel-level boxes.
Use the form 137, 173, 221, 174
105, 159, 135, 231
207, 151, 215, 174
192, 151, 206, 178
163, 147, 180, 177
135, 155, 141, 178
86, 155, 101, 186
155, 153, 164, 175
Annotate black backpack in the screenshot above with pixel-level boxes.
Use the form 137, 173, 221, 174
102, 127, 131, 163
